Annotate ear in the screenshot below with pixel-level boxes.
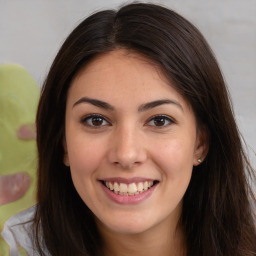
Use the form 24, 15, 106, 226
63, 137, 70, 166
193, 125, 209, 166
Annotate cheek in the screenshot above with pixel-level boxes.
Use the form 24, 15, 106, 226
155, 138, 195, 179
67, 136, 105, 178
67, 139, 106, 204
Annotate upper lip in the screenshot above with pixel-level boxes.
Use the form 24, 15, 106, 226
99, 177, 158, 184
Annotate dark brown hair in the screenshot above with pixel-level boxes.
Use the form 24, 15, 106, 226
35, 3, 256, 256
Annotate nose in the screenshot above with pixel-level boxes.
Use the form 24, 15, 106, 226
107, 125, 147, 169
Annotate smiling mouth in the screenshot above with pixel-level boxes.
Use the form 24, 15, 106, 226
101, 180, 159, 196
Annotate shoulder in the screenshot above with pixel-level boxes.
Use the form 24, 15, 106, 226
1, 205, 49, 256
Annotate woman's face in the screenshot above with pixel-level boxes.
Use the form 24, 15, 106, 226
64, 49, 206, 235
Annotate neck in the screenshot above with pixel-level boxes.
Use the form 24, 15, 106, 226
97, 217, 186, 256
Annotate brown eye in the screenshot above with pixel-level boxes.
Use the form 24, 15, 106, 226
91, 116, 104, 126
153, 117, 166, 126
81, 114, 109, 128
147, 115, 174, 127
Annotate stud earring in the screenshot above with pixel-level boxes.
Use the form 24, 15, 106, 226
197, 158, 202, 164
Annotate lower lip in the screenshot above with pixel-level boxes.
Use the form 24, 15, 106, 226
100, 182, 157, 205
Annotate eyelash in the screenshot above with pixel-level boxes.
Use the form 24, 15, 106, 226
80, 114, 175, 129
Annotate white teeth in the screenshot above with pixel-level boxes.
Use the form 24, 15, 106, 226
114, 182, 119, 192
109, 182, 114, 190
120, 183, 128, 193
143, 181, 149, 191
137, 182, 144, 192
128, 183, 137, 194
104, 180, 156, 195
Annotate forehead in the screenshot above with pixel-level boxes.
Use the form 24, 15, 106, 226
68, 49, 188, 109
73, 49, 167, 85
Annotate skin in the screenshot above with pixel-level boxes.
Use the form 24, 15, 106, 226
63, 49, 208, 256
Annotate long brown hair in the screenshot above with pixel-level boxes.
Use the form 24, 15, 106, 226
35, 3, 256, 255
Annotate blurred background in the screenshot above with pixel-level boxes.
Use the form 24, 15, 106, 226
0, 0, 255, 165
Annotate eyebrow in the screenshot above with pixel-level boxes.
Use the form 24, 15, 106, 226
73, 97, 183, 112
73, 97, 114, 110
138, 99, 183, 112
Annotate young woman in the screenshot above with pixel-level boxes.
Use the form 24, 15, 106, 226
2, 3, 256, 256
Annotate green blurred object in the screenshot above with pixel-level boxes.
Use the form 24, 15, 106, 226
18, 246, 28, 256
0, 64, 39, 254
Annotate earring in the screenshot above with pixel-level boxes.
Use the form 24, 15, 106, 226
197, 158, 202, 164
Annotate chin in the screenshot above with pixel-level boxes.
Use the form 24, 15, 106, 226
100, 215, 155, 235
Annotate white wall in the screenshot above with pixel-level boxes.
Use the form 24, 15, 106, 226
0, 0, 255, 167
